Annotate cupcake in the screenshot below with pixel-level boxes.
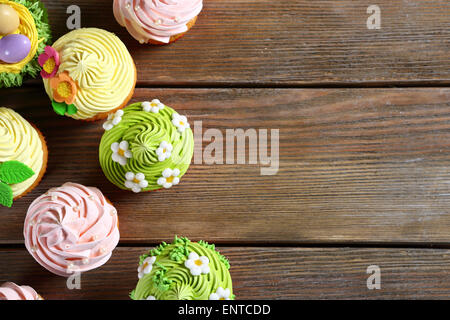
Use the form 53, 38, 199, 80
130, 236, 234, 300
0, 282, 43, 300
0, 0, 51, 88
39, 28, 136, 121
0, 107, 48, 207
24, 182, 120, 277
99, 100, 194, 192
113, 0, 203, 44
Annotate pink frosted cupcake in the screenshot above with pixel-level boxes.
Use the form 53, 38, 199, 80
113, 0, 203, 44
0, 282, 43, 300
24, 182, 120, 277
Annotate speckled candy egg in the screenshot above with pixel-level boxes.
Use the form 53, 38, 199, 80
0, 34, 31, 63
0, 4, 20, 35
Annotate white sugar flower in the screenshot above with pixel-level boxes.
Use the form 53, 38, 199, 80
155, 141, 173, 162
209, 287, 231, 300
125, 172, 148, 193
172, 113, 190, 133
142, 99, 165, 113
103, 109, 124, 130
157, 168, 180, 189
184, 252, 210, 276
138, 256, 156, 279
111, 140, 133, 166
146, 296, 156, 300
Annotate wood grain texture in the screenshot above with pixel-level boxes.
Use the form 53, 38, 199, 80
1, 246, 450, 299
1, 87, 450, 245
35, 0, 450, 86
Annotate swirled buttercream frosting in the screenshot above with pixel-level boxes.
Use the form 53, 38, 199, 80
0, 107, 44, 198
41, 28, 135, 120
113, 0, 203, 44
131, 236, 234, 300
99, 101, 194, 192
0, 282, 42, 300
24, 182, 120, 277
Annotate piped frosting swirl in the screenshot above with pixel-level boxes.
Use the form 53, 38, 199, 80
0, 107, 44, 198
42, 28, 135, 120
113, 0, 203, 44
0, 282, 42, 300
24, 182, 120, 277
99, 101, 194, 192
131, 237, 234, 300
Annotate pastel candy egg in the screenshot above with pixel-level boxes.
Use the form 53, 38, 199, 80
0, 34, 31, 63
0, 4, 20, 35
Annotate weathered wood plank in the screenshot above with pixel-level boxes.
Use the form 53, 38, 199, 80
1, 246, 450, 299
34, 0, 450, 85
1, 88, 450, 244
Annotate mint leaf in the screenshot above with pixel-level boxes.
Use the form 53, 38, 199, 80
52, 100, 67, 116
66, 104, 78, 115
0, 181, 13, 208
0, 160, 35, 184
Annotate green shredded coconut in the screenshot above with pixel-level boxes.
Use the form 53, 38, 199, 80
0, 0, 52, 88
154, 262, 167, 271
169, 244, 190, 262
138, 241, 170, 265
174, 235, 191, 246
149, 241, 168, 257
198, 240, 215, 250
138, 254, 148, 266
199, 240, 231, 270
152, 267, 172, 292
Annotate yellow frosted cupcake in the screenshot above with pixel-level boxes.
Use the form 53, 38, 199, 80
39, 28, 136, 121
0, 107, 48, 207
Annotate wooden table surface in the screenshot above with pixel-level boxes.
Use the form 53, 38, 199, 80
1, 0, 450, 299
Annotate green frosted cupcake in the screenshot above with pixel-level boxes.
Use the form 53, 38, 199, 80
131, 236, 234, 300
99, 100, 194, 192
